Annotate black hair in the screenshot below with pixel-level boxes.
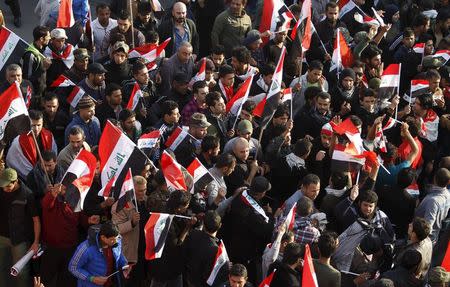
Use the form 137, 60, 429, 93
138, 1, 153, 14
146, 31, 159, 44
229, 264, 247, 278
167, 190, 191, 212
330, 172, 349, 190
201, 135, 220, 152
302, 174, 320, 187
43, 92, 58, 102
161, 100, 179, 117
412, 217, 431, 241
132, 61, 147, 75
192, 81, 207, 94
106, 83, 122, 96
361, 44, 382, 61
317, 91, 331, 101
417, 93, 433, 110
294, 139, 312, 157
29, 110, 43, 121
99, 221, 120, 238
308, 60, 323, 71
282, 243, 304, 265
397, 167, 416, 189
118, 10, 131, 21
42, 150, 57, 162
326, 1, 338, 10
273, 105, 290, 119
118, 109, 136, 122
434, 168, 450, 187
218, 64, 235, 78
304, 86, 322, 102
215, 153, 236, 169
359, 190, 378, 204
205, 91, 222, 107
403, 27, 415, 38
426, 69, 441, 80
33, 26, 50, 42
297, 196, 314, 217
412, 14, 430, 28
211, 45, 225, 55
260, 63, 276, 76
318, 231, 339, 258
203, 210, 222, 233
242, 100, 256, 113
96, 3, 110, 13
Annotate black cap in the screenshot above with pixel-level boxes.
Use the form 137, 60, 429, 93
250, 176, 271, 194
88, 63, 107, 74
173, 72, 189, 83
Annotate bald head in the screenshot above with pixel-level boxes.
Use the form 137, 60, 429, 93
233, 137, 249, 161
177, 42, 193, 63
172, 2, 187, 24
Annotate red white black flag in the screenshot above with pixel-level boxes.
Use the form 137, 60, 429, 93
98, 175, 116, 198
189, 57, 206, 86
378, 63, 400, 100
226, 74, 254, 116
57, 0, 75, 28
67, 86, 86, 108
206, 240, 230, 286
144, 213, 174, 260
165, 126, 192, 152
290, 0, 312, 51
404, 79, 429, 104
44, 44, 75, 69
0, 27, 28, 82
138, 130, 161, 150
160, 150, 187, 191
0, 81, 29, 141
50, 74, 76, 88
260, 0, 294, 43
331, 28, 353, 72
187, 157, 215, 190
116, 169, 135, 212
126, 82, 144, 111
129, 38, 171, 63
302, 244, 319, 287
259, 270, 276, 287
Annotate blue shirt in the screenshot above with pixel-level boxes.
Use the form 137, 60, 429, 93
173, 23, 190, 53
377, 160, 411, 188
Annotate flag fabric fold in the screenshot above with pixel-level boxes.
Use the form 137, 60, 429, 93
67, 86, 86, 108
302, 244, 319, 287
126, 82, 144, 111
144, 213, 174, 260
0, 81, 29, 141
115, 169, 135, 212
259, 0, 294, 43
160, 150, 187, 191
226, 75, 254, 116
138, 130, 161, 150
189, 58, 206, 86
291, 0, 312, 51
378, 63, 400, 100
187, 158, 215, 190
259, 270, 276, 287
98, 175, 116, 198
128, 38, 171, 63
330, 28, 353, 72
206, 240, 230, 286
0, 27, 29, 82
57, 0, 75, 28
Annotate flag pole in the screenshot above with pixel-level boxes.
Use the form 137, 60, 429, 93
149, 212, 191, 220
131, 168, 139, 213
394, 63, 401, 120
29, 130, 52, 185
59, 148, 83, 184
129, 0, 135, 48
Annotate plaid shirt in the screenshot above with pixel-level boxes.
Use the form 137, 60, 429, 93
181, 98, 206, 125
293, 216, 320, 245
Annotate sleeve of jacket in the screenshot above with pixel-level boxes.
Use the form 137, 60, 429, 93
111, 205, 135, 235
334, 197, 356, 231
68, 242, 93, 281
22, 52, 36, 80
210, 14, 224, 49
189, 20, 200, 56
247, 212, 274, 241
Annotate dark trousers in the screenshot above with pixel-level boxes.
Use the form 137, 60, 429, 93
40, 246, 76, 287
5, 0, 21, 17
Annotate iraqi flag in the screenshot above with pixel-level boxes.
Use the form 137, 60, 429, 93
253, 47, 286, 127
302, 244, 319, 287
281, 88, 292, 104
282, 202, 297, 231
404, 79, 429, 104
374, 127, 387, 153
115, 169, 135, 212
413, 43, 425, 54
187, 158, 214, 190
206, 240, 230, 286
331, 143, 365, 172
57, 0, 75, 28
99, 121, 148, 196
330, 28, 353, 72
0, 81, 29, 142
67, 86, 86, 108
431, 50, 450, 65
442, 240, 450, 272
98, 175, 116, 198
259, 0, 294, 43
189, 57, 206, 86
138, 130, 161, 150
62, 149, 97, 210
382, 117, 396, 131
50, 74, 76, 88
126, 82, 144, 111
378, 63, 400, 101
338, 0, 357, 18
44, 44, 75, 69
144, 213, 174, 260
259, 270, 276, 287
354, 12, 379, 26
226, 75, 254, 116
0, 27, 28, 82
128, 38, 171, 63
160, 150, 187, 191
290, 0, 312, 51
165, 126, 192, 152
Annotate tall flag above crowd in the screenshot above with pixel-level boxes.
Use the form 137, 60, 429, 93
0, 81, 30, 142
290, 0, 312, 51
259, 0, 294, 43
0, 27, 29, 82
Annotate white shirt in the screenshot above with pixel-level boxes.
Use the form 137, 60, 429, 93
92, 18, 118, 60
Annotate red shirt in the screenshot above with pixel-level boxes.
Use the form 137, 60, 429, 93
398, 137, 423, 169
103, 247, 114, 287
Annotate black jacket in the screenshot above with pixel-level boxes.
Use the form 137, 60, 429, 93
269, 263, 301, 287
157, 18, 199, 57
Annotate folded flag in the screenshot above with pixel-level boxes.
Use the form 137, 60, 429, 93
302, 244, 319, 287
0, 81, 29, 141
189, 57, 206, 87
259, 270, 276, 287
138, 130, 161, 150
413, 43, 425, 54
187, 157, 215, 191
115, 168, 135, 212
160, 150, 187, 191
338, 0, 357, 19
282, 202, 297, 231
378, 63, 400, 100
382, 117, 396, 131
206, 240, 230, 286
259, 0, 294, 43
165, 126, 192, 152
404, 79, 429, 104
290, 0, 312, 51
128, 38, 171, 63
354, 12, 379, 26
50, 74, 76, 88
98, 175, 116, 198
226, 75, 254, 116
330, 28, 353, 72
0, 27, 29, 82
44, 44, 75, 69
126, 82, 143, 111
67, 86, 86, 108
144, 213, 174, 260
57, 0, 75, 28
331, 143, 365, 172
442, 240, 450, 272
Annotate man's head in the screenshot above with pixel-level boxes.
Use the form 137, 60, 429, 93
229, 0, 246, 16
243, 30, 263, 50
301, 174, 320, 200
87, 63, 107, 86
330, 171, 350, 189
233, 137, 250, 162
99, 221, 120, 248
117, 10, 132, 34
172, 2, 187, 24
192, 81, 208, 109
42, 150, 57, 174
215, 153, 236, 176
428, 266, 450, 287
412, 14, 431, 35
167, 189, 191, 214
397, 167, 416, 189
33, 25, 50, 46
29, 110, 44, 136
316, 92, 331, 115
325, 2, 339, 24
6, 64, 22, 84
189, 113, 210, 140
0, 168, 19, 193
176, 42, 193, 64
240, 101, 255, 122
111, 41, 129, 64
231, 46, 251, 73
137, 2, 153, 24
360, 88, 377, 113
274, 30, 288, 44
172, 72, 189, 95
358, 190, 378, 218
307, 60, 324, 83
434, 168, 450, 187
249, 176, 271, 201
119, 109, 136, 132
408, 217, 431, 242
228, 264, 248, 287
105, 83, 122, 107
402, 28, 415, 48
362, 45, 382, 69
318, 231, 339, 258
282, 242, 304, 268
161, 100, 180, 125
340, 68, 355, 90
77, 96, 96, 122
293, 138, 312, 159
352, 60, 365, 85
237, 120, 253, 141
206, 91, 226, 116
218, 64, 235, 87
132, 61, 149, 85
201, 135, 220, 159
272, 105, 290, 126
50, 28, 67, 50
133, 175, 147, 202
203, 210, 222, 234
297, 196, 314, 217
68, 126, 85, 151
320, 122, 333, 149
260, 63, 275, 86
96, 4, 111, 26
43, 92, 59, 118
413, 93, 433, 116
426, 69, 441, 93
211, 45, 225, 68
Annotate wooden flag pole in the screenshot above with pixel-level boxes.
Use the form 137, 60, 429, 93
29, 129, 52, 185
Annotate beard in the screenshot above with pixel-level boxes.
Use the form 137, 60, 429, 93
175, 17, 186, 24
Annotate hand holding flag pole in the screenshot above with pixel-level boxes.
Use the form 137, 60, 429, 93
149, 212, 192, 220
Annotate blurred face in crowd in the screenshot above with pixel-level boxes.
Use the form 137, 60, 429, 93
138, 12, 152, 24
107, 89, 122, 106
2, 180, 18, 193
79, 106, 95, 122
320, 133, 332, 149
121, 116, 136, 132
229, 0, 245, 16
272, 114, 289, 126
69, 133, 84, 152
210, 97, 226, 116
233, 140, 249, 162
223, 161, 236, 176
113, 51, 128, 65
40, 31, 51, 46
231, 57, 245, 73
134, 67, 149, 85
428, 76, 440, 93
74, 57, 89, 72
341, 76, 354, 90
89, 73, 105, 86
402, 34, 415, 48
240, 109, 253, 122
194, 86, 209, 109
326, 6, 339, 24
164, 108, 180, 125
100, 234, 120, 248
172, 3, 187, 24
229, 275, 247, 287
274, 31, 287, 44
316, 97, 331, 115
353, 67, 364, 84
307, 68, 322, 84
359, 201, 376, 218
211, 53, 225, 67
238, 129, 252, 141
424, 40, 434, 55
31, 118, 43, 136
189, 126, 208, 140
263, 73, 273, 86
135, 183, 147, 201
117, 18, 131, 33
302, 182, 320, 200
7, 68, 22, 84
173, 81, 189, 95
97, 7, 111, 26
360, 96, 376, 113
369, 54, 382, 69
177, 45, 193, 64
392, 12, 400, 23
44, 98, 59, 118
413, 98, 427, 116
52, 37, 65, 50
43, 159, 57, 174
221, 73, 235, 87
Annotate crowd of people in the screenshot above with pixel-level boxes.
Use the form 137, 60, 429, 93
0, 0, 449, 286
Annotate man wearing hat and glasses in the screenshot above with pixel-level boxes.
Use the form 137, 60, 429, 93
64, 48, 90, 84
0, 168, 40, 287
79, 63, 107, 102
44, 28, 75, 87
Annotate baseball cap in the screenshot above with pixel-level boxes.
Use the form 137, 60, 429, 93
189, 113, 211, 128
87, 63, 107, 74
50, 28, 68, 39
428, 267, 450, 283
74, 48, 90, 61
112, 41, 129, 54
237, 119, 253, 134
0, 168, 18, 187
